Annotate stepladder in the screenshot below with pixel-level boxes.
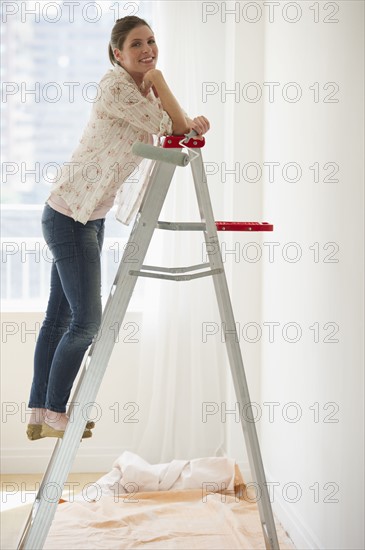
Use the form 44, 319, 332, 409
18, 131, 280, 550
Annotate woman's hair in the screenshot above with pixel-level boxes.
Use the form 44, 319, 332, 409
108, 16, 153, 67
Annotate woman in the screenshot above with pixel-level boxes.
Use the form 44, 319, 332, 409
26, 15, 210, 440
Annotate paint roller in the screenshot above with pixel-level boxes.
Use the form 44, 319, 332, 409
132, 130, 198, 166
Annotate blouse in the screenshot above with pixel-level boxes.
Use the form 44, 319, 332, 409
47, 63, 177, 225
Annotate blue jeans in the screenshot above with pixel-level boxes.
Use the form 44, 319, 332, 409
28, 204, 105, 413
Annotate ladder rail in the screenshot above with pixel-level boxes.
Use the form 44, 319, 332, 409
189, 148, 280, 550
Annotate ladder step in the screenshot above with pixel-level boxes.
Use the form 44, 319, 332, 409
139, 263, 211, 274
157, 221, 206, 231
216, 221, 274, 231
157, 221, 274, 231
129, 264, 223, 281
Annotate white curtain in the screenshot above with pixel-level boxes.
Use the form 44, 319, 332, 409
129, 1, 232, 463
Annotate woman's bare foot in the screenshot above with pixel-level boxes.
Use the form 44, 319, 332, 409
44, 409, 68, 431
29, 408, 46, 425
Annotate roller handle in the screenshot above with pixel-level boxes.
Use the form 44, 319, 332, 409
132, 142, 190, 166
132, 128, 199, 166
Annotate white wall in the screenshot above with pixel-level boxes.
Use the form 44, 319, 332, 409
225, 1, 364, 549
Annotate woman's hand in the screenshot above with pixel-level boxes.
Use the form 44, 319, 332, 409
143, 69, 161, 85
140, 69, 161, 97
141, 69, 163, 95
185, 116, 210, 140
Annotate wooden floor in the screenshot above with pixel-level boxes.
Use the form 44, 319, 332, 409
1, 472, 105, 550
0, 470, 107, 535
1, 473, 104, 493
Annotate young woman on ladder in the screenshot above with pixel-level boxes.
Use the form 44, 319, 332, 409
27, 15, 210, 440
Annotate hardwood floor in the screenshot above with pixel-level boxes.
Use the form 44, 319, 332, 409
1, 472, 104, 491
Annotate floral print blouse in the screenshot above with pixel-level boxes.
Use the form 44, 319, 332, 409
47, 64, 176, 225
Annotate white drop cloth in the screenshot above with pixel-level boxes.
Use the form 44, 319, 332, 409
82, 451, 236, 501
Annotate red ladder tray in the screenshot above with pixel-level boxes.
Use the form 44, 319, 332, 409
216, 222, 273, 231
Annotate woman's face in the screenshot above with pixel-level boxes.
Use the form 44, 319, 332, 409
114, 25, 158, 82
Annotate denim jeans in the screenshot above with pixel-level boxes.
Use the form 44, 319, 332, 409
28, 204, 105, 413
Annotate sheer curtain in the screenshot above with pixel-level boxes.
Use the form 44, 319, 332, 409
129, 1, 232, 463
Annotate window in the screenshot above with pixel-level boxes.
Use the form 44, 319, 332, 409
1, 1, 154, 312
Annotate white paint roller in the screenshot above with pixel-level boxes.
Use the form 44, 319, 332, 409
132, 130, 198, 166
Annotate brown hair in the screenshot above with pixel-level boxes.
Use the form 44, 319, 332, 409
108, 16, 153, 67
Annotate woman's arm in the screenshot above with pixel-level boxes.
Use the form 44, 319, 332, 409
143, 69, 189, 135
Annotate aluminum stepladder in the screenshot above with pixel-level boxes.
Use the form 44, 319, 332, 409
17, 131, 280, 550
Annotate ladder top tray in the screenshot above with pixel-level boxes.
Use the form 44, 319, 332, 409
162, 135, 205, 148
